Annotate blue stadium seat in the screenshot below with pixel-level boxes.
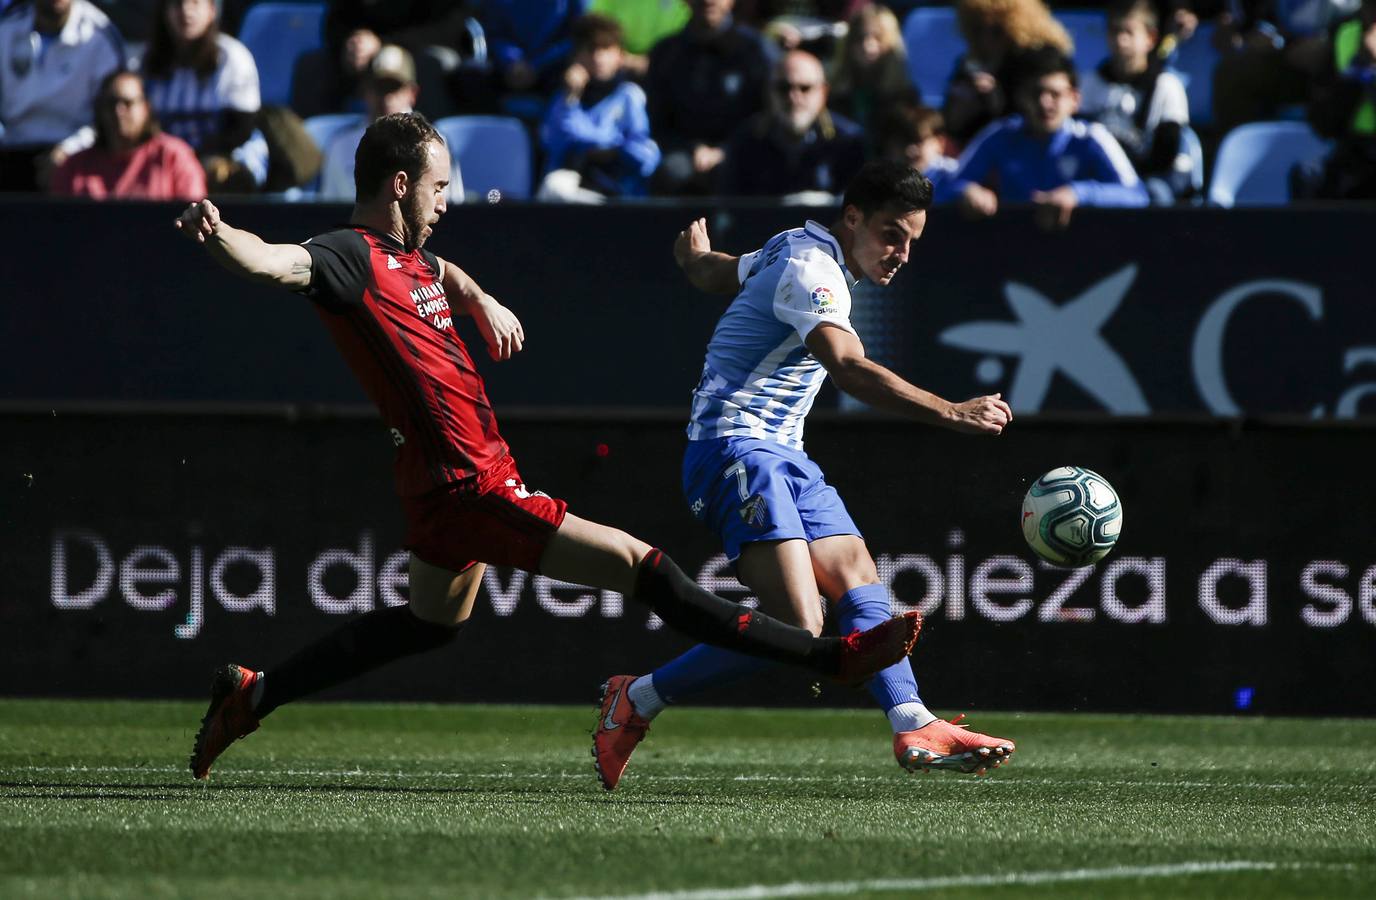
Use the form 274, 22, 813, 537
1166, 21, 1218, 127
432, 115, 532, 201
237, 2, 326, 108
1207, 121, 1330, 207
1056, 10, 1109, 77
902, 7, 964, 109
303, 113, 365, 153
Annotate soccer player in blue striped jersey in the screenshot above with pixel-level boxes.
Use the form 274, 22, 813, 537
593, 160, 1017, 790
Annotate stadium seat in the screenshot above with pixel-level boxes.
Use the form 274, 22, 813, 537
901, 7, 964, 109
237, 2, 326, 108
432, 115, 532, 201
1166, 21, 1218, 127
1056, 10, 1109, 77
1207, 121, 1330, 207
303, 113, 365, 153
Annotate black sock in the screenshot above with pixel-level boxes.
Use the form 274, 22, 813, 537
631, 549, 841, 675
255, 605, 463, 717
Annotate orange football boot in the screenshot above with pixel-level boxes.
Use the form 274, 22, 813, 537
189, 664, 261, 780
592, 675, 650, 791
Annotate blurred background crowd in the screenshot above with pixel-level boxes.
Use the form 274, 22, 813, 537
1, 0, 1372, 215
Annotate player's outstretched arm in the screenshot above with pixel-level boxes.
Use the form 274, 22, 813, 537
673, 218, 741, 296
435, 255, 525, 361
806, 324, 1012, 435
174, 200, 311, 289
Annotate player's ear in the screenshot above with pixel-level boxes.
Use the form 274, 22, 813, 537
390, 169, 409, 200
843, 204, 863, 231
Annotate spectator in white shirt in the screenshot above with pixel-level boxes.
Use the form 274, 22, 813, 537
140, 0, 260, 190
0, 0, 124, 191
318, 44, 463, 202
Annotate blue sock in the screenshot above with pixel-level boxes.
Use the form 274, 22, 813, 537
836, 583, 922, 710
650, 644, 773, 705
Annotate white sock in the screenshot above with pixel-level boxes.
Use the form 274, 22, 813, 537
887, 701, 937, 733
627, 675, 666, 721
250, 673, 266, 711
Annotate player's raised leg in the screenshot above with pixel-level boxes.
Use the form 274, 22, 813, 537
189, 557, 481, 779
540, 513, 919, 678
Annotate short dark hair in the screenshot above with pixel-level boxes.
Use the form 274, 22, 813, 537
572, 12, 624, 52
1108, 0, 1158, 33
842, 160, 933, 216
354, 112, 444, 200
1010, 46, 1078, 94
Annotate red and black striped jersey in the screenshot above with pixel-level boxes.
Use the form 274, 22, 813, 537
300, 226, 508, 497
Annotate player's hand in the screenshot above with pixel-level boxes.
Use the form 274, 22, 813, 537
948, 393, 1012, 435
472, 295, 525, 361
174, 199, 221, 243
1032, 186, 1078, 230
673, 217, 711, 270
960, 183, 998, 219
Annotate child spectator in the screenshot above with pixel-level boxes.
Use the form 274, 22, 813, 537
874, 103, 958, 189
828, 4, 917, 141
140, 0, 261, 191
937, 48, 1149, 228
51, 69, 205, 200
1080, 0, 1196, 203
538, 13, 660, 203
943, 0, 1072, 148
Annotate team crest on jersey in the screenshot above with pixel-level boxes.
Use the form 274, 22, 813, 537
810, 285, 838, 315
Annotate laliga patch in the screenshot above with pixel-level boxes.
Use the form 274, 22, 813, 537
810, 285, 839, 315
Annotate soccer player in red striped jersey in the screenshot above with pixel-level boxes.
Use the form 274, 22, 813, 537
175, 112, 921, 781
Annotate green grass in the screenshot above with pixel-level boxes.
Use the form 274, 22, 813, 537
1, 700, 1372, 899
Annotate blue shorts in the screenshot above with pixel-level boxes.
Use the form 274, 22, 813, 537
682, 436, 861, 562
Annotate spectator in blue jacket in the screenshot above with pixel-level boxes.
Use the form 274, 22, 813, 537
538, 13, 660, 202
937, 48, 1148, 229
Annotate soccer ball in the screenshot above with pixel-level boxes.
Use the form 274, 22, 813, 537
1021, 467, 1123, 568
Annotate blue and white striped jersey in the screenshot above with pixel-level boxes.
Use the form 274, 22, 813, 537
687, 220, 858, 450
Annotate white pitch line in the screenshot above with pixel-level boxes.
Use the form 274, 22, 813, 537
0, 765, 1332, 792
557, 861, 1288, 900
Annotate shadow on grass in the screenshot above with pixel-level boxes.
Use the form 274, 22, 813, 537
0, 780, 731, 807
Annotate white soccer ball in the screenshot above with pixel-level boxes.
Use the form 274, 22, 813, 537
1021, 466, 1123, 568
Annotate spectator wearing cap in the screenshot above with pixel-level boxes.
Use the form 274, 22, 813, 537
318, 44, 464, 203
538, 13, 660, 203
0, 0, 124, 191
50, 68, 205, 200
647, 0, 775, 194
717, 49, 865, 199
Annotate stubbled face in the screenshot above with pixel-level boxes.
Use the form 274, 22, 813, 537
167, 0, 215, 44
772, 53, 827, 136
1109, 15, 1155, 71
1019, 72, 1079, 136
401, 141, 450, 251
846, 206, 926, 286
100, 73, 150, 146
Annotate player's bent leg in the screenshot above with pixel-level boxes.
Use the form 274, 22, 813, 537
737, 539, 827, 636
409, 556, 486, 626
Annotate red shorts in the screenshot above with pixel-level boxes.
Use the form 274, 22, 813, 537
401, 454, 568, 573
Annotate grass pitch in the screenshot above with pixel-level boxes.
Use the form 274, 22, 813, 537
1, 700, 1372, 899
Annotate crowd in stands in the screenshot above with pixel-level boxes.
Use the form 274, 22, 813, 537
0, 0, 1372, 209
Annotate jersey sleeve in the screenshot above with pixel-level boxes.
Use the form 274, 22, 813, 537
300, 229, 370, 310
735, 250, 761, 285
770, 251, 856, 341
